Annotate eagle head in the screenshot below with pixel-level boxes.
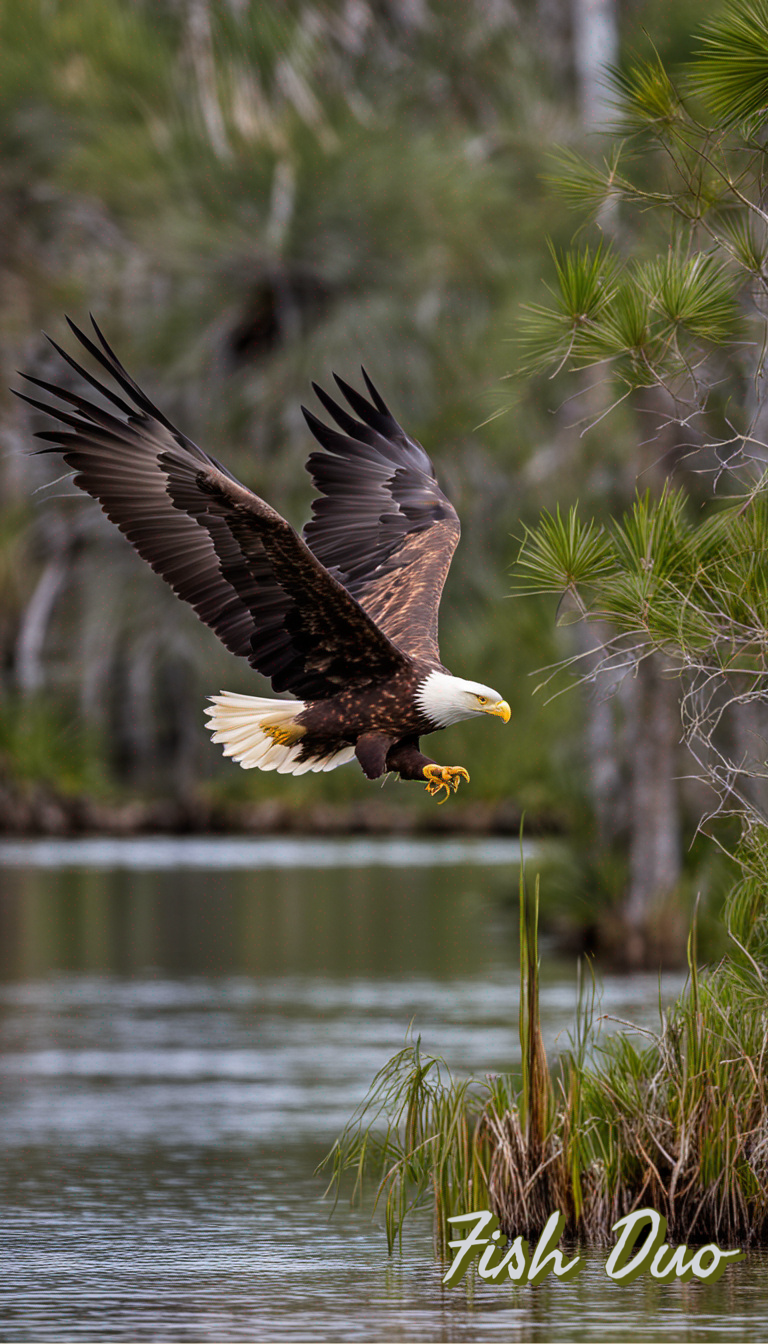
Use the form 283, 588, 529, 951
416, 671, 510, 730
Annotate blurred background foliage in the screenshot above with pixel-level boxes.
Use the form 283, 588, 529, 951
0, 0, 737, 936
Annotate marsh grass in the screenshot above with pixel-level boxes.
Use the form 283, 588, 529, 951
322, 849, 768, 1251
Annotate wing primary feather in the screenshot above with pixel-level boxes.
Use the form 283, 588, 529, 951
32, 431, 89, 448
13, 389, 98, 433
43, 334, 137, 417
300, 406, 371, 458
18, 373, 155, 440
19, 372, 110, 422
360, 366, 391, 415
332, 372, 393, 436
65, 316, 178, 435
90, 313, 165, 412
310, 381, 371, 440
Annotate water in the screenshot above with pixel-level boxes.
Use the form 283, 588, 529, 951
0, 838, 763, 1341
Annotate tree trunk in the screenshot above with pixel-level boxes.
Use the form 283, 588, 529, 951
186, 0, 230, 161
571, 0, 619, 129
625, 657, 682, 930
15, 516, 73, 696
15, 558, 68, 695
577, 620, 625, 849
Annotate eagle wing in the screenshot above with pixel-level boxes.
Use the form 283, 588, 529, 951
18, 318, 407, 700
302, 372, 460, 666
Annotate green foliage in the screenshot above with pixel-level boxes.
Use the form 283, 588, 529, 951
691, 0, 768, 128
521, 245, 742, 389
544, 146, 624, 219
576, 933, 768, 1241
327, 858, 768, 1252
726, 827, 768, 957
0, 696, 108, 795
610, 49, 684, 132
718, 215, 768, 274
520, 243, 621, 375
515, 486, 768, 660
320, 1036, 493, 1253
514, 506, 615, 597
641, 252, 740, 342
522, 3, 768, 412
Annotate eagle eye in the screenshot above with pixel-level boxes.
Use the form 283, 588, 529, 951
476, 694, 488, 705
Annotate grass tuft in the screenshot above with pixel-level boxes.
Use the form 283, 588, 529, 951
322, 838, 768, 1255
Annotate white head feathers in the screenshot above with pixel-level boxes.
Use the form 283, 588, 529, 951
416, 671, 510, 729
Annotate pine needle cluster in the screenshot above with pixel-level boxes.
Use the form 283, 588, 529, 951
523, 0, 768, 426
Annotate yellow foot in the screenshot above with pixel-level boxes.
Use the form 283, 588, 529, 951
423, 763, 470, 804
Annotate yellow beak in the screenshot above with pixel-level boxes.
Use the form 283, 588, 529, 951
486, 700, 511, 723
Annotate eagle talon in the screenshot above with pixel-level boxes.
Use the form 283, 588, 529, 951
423, 763, 470, 804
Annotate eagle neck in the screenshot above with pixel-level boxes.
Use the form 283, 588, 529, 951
415, 669, 466, 729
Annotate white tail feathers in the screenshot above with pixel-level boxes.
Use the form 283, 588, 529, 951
204, 692, 356, 776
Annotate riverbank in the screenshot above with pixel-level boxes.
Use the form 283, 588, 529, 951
0, 780, 566, 838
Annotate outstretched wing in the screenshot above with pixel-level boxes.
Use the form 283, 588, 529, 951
302, 372, 460, 666
17, 318, 407, 699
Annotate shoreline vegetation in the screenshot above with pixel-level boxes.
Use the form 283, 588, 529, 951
0, 780, 565, 838
324, 852, 768, 1256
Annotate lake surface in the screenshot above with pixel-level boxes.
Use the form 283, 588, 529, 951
0, 837, 763, 1341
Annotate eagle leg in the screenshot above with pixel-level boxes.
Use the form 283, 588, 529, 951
355, 732, 396, 780
384, 739, 469, 802
422, 763, 470, 804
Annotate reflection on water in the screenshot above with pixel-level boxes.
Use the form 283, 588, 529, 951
0, 835, 541, 870
0, 854, 522, 981
0, 841, 759, 1341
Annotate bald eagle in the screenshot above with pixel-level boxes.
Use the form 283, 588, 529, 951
19, 319, 509, 802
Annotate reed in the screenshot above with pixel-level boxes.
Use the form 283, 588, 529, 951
322, 839, 768, 1250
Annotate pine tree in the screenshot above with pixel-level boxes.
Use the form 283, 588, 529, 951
516, 0, 768, 951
